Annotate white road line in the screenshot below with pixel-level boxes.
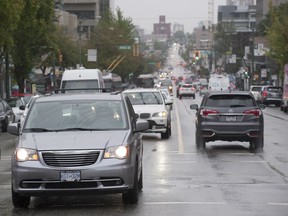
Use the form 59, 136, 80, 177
145, 201, 226, 205
0, 156, 11, 161
267, 203, 288, 206
174, 97, 184, 153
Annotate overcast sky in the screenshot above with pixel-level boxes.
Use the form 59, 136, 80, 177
114, 0, 227, 33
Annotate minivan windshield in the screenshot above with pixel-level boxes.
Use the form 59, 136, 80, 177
24, 100, 127, 131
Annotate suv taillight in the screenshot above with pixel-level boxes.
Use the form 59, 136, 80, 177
200, 109, 219, 116
262, 91, 268, 97
243, 109, 261, 117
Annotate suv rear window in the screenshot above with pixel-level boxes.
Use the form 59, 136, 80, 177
206, 95, 255, 107
251, 86, 262, 92
182, 84, 193, 88
266, 87, 282, 92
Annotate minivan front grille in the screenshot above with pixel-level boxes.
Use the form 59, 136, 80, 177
42, 150, 100, 167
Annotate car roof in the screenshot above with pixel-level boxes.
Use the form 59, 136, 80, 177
35, 92, 124, 103
123, 88, 161, 93
205, 91, 253, 97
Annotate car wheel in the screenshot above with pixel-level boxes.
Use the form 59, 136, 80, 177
179, 96, 182, 100
122, 162, 139, 204
193, 95, 195, 99
12, 188, 30, 208
196, 132, 206, 151
250, 134, 264, 153
138, 166, 143, 190
2, 118, 8, 132
161, 126, 170, 139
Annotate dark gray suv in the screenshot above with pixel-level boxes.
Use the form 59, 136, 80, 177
8, 92, 149, 208
260, 85, 283, 107
190, 91, 265, 152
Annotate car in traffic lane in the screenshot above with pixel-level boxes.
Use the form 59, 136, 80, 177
8, 91, 149, 208
190, 91, 265, 152
123, 88, 172, 139
178, 83, 196, 99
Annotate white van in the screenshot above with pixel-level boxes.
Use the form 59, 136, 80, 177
60, 67, 105, 91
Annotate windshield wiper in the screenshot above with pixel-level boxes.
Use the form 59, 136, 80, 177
24, 128, 53, 132
54, 128, 110, 131
230, 105, 246, 108
152, 92, 161, 104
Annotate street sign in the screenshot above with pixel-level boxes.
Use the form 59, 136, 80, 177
118, 45, 131, 50
87, 49, 97, 62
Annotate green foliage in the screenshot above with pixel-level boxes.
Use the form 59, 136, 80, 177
11, 0, 56, 93
88, 8, 149, 80
0, 0, 24, 52
266, 2, 288, 71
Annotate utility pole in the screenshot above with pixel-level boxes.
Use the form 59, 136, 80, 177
250, 28, 255, 86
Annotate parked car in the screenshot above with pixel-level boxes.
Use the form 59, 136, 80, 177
260, 85, 283, 107
6, 96, 31, 123
249, 85, 262, 103
123, 88, 172, 139
0, 98, 15, 132
190, 91, 265, 152
178, 83, 196, 99
8, 91, 149, 208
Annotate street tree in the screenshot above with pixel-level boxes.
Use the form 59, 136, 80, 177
11, 0, 55, 94
266, 2, 288, 75
0, 0, 24, 97
88, 8, 149, 80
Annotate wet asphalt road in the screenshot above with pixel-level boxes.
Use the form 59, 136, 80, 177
0, 94, 288, 216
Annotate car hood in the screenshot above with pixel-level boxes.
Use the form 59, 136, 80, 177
19, 130, 129, 151
132, 104, 167, 114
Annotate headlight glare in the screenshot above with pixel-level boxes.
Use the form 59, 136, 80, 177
104, 146, 128, 159
153, 111, 167, 117
16, 148, 38, 162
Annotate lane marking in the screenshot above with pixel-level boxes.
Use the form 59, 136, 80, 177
174, 96, 184, 153
267, 203, 288, 206
145, 201, 226, 205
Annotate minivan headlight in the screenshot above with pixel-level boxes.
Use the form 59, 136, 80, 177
153, 111, 167, 117
104, 146, 129, 159
15, 148, 39, 162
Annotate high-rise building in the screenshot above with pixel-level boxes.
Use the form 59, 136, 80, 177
153, 16, 171, 38
61, 0, 114, 39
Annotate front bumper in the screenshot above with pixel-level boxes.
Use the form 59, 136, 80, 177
12, 153, 135, 196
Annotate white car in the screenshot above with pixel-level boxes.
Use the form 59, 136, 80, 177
158, 87, 173, 110
178, 83, 196, 99
123, 88, 172, 139
249, 85, 262, 103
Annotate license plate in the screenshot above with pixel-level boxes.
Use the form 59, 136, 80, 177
60, 171, 81, 182
225, 116, 237, 122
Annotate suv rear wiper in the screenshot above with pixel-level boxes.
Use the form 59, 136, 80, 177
230, 105, 246, 108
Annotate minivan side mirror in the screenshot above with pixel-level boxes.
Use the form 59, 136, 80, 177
190, 104, 199, 110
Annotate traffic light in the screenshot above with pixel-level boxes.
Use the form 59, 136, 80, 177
195, 51, 200, 60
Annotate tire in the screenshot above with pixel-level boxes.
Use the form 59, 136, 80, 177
161, 126, 170, 139
1, 118, 8, 132
179, 96, 182, 100
138, 166, 143, 190
12, 188, 30, 208
122, 162, 139, 204
249, 133, 264, 153
193, 95, 195, 99
196, 132, 206, 151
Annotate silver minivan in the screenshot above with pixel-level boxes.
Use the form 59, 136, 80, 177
8, 92, 148, 208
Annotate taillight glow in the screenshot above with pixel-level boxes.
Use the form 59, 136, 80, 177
262, 91, 268, 97
200, 109, 219, 116
243, 109, 261, 117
